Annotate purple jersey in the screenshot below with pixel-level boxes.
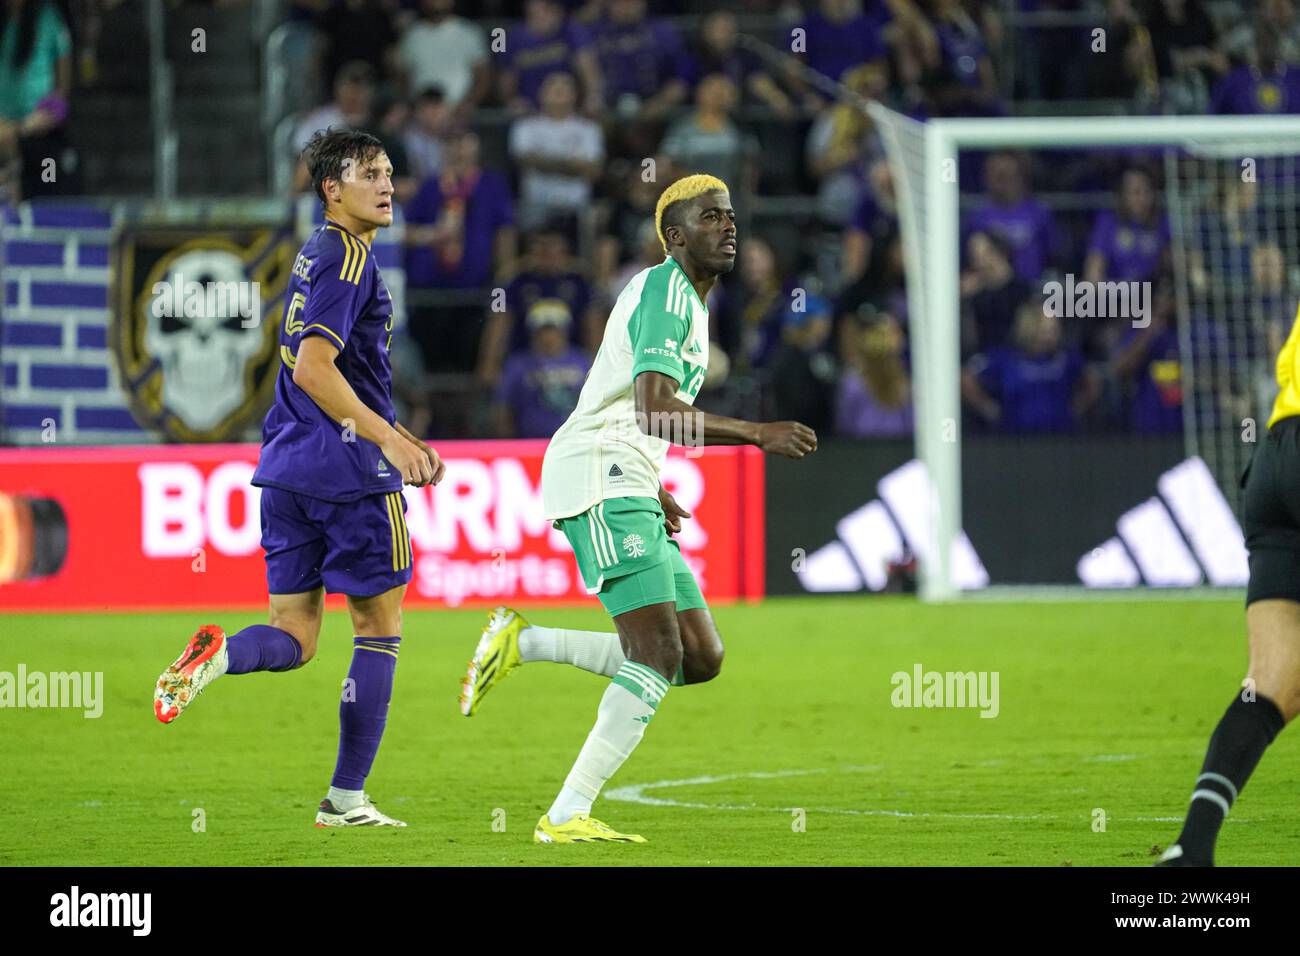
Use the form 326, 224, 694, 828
252, 221, 402, 503
1211, 65, 1300, 115
798, 4, 891, 82
972, 345, 1084, 433
506, 20, 594, 106
1086, 210, 1170, 283
965, 199, 1056, 284
506, 270, 591, 352
592, 15, 692, 100
404, 170, 514, 288
1122, 327, 1183, 433
496, 346, 592, 438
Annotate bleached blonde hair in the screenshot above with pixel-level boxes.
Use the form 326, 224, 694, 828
654, 173, 730, 253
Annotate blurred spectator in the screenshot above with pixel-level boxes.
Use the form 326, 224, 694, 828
835, 304, 913, 436
960, 230, 1032, 354
478, 223, 600, 383
660, 74, 759, 195
405, 130, 517, 370
499, 0, 604, 116
1221, 0, 1300, 68
371, 91, 419, 204
1111, 279, 1182, 433
1083, 165, 1169, 285
1189, 176, 1258, 290
925, 0, 999, 106
1210, 29, 1300, 114
713, 235, 790, 370
962, 302, 1100, 432
315, 0, 397, 100
403, 86, 451, 179
770, 294, 838, 433
805, 62, 888, 225
398, 0, 491, 125
292, 60, 377, 191
606, 218, 664, 303
0, 0, 73, 203
841, 158, 899, 286
1086, 0, 1159, 103
964, 151, 1057, 284
594, 155, 674, 287
591, 0, 692, 121
1144, 0, 1227, 111
508, 71, 603, 231
494, 298, 593, 438
789, 0, 915, 106
690, 10, 795, 117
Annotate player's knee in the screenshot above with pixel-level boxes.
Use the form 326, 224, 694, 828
686, 645, 724, 684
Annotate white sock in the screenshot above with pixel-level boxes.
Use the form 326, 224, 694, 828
547, 661, 669, 825
520, 625, 626, 677
326, 786, 365, 812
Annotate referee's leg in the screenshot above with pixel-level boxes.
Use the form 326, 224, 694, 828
1245, 600, 1300, 721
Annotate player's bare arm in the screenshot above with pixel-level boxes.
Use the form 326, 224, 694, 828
634, 369, 818, 459
293, 335, 433, 486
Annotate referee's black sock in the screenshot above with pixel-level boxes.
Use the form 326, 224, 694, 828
1173, 694, 1286, 864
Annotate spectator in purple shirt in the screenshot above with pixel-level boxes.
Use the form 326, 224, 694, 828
689, 10, 795, 117
1111, 279, 1183, 433
842, 158, 899, 286
928, 0, 1000, 103
591, 0, 691, 119
962, 302, 1100, 433
963, 151, 1057, 285
1084, 165, 1169, 286
499, 0, 605, 117
788, 0, 936, 105
478, 224, 600, 384
1210, 31, 1300, 114
835, 304, 913, 437
494, 298, 592, 439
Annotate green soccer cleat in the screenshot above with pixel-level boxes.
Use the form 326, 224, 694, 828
459, 606, 527, 716
534, 813, 646, 844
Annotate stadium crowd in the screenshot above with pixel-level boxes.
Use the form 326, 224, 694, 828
19, 0, 1300, 439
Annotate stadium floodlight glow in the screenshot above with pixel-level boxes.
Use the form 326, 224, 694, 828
868, 108, 1300, 601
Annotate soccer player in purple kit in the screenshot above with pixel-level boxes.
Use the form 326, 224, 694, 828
152, 129, 445, 828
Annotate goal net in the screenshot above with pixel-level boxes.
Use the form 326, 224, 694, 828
867, 108, 1300, 601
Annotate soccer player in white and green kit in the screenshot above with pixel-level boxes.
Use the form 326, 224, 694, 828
458, 174, 818, 843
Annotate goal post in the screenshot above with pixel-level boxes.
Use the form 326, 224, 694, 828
867, 107, 1300, 602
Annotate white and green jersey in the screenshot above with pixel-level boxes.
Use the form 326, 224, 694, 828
542, 255, 710, 520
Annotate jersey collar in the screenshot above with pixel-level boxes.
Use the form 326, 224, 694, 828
665, 255, 709, 314
324, 216, 373, 251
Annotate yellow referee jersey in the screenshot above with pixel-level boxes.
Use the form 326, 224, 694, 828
1270, 301, 1300, 428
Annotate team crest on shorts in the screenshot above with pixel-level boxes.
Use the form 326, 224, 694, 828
622, 533, 646, 558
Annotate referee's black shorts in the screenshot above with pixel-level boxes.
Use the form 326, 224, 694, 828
1244, 415, 1300, 604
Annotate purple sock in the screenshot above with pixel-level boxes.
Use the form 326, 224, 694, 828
225, 624, 302, 674
331, 637, 401, 790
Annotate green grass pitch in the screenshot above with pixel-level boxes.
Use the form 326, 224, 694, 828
2, 596, 1297, 866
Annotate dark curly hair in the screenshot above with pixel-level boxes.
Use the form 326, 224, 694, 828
301, 127, 387, 206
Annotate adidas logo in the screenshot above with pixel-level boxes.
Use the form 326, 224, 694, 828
798, 459, 989, 593
1077, 456, 1247, 587
608, 464, 623, 477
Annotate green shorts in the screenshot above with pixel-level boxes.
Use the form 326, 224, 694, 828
554, 496, 708, 618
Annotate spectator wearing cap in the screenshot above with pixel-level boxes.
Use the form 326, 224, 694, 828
835, 305, 913, 437
494, 299, 593, 438
769, 293, 839, 434
0, 0, 73, 202
397, 0, 491, 126
499, 0, 605, 117
508, 71, 604, 232
478, 224, 599, 385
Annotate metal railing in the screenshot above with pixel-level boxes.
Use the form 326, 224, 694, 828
147, 0, 177, 200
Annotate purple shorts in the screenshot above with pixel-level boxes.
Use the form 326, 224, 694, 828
260, 487, 413, 597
